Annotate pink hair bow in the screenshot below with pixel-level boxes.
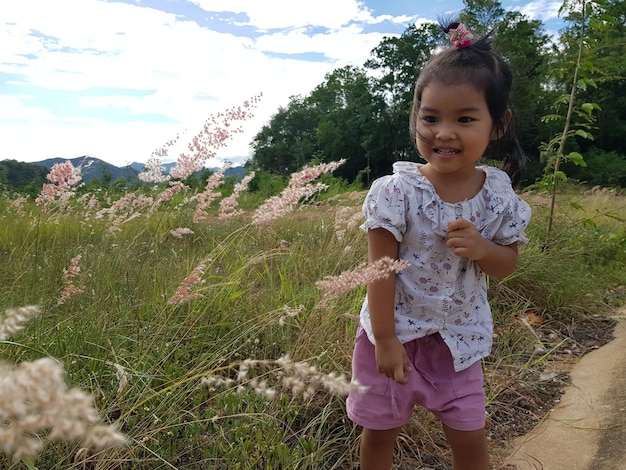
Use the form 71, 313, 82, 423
449, 23, 473, 49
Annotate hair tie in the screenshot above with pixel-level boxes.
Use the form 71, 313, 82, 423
449, 23, 473, 49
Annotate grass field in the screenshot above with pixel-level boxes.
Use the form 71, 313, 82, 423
1, 167, 625, 469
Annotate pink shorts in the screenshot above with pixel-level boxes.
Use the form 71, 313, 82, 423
346, 327, 486, 432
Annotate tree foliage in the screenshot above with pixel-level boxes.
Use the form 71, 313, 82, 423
0, 160, 48, 196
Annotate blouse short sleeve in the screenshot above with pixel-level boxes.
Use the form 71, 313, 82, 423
360, 175, 407, 242
492, 195, 531, 246
482, 168, 531, 246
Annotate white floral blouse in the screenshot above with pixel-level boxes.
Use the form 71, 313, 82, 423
359, 161, 531, 371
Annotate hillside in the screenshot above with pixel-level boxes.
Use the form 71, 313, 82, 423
0, 160, 49, 190
32, 156, 140, 184
1, 156, 247, 191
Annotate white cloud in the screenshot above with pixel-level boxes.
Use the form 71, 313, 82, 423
512, 0, 561, 22
0, 0, 412, 166
254, 24, 386, 62
192, 0, 376, 30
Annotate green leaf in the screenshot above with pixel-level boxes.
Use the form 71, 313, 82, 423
541, 114, 563, 123
580, 60, 596, 73
582, 219, 598, 229
577, 79, 587, 91
581, 103, 595, 115
567, 152, 586, 166
230, 290, 245, 300
570, 202, 583, 210
554, 171, 567, 181
588, 18, 606, 31
575, 129, 594, 140
600, 13, 616, 24
580, 77, 598, 90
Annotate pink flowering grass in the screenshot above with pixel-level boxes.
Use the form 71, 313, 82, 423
192, 167, 226, 223
315, 256, 410, 307
58, 255, 84, 305
35, 161, 83, 211
169, 227, 194, 239
4, 143, 626, 469
252, 160, 346, 225
139, 95, 261, 183
167, 262, 206, 305
219, 172, 255, 219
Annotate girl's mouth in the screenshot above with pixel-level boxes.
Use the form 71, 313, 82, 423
434, 148, 460, 155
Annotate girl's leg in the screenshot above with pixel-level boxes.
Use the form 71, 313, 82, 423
443, 425, 490, 470
359, 426, 402, 470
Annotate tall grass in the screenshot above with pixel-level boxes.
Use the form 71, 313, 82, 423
1, 171, 624, 468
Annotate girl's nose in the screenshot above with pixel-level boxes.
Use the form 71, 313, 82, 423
435, 123, 456, 140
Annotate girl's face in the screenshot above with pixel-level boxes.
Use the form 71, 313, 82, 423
415, 81, 496, 178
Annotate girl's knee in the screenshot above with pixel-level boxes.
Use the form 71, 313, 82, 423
361, 426, 402, 448
359, 427, 402, 470
443, 425, 490, 470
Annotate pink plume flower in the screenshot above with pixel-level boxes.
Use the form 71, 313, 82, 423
138, 157, 170, 183
316, 257, 410, 306
170, 227, 194, 238
139, 95, 261, 183
219, 172, 255, 219
252, 160, 346, 226
58, 255, 85, 305
168, 263, 206, 305
192, 168, 226, 223
35, 161, 83, 210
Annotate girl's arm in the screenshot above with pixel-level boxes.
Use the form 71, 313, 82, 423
446, 218, 519, 278
367, 228, 411, 384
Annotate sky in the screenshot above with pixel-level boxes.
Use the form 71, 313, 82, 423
1, 0, 565, 168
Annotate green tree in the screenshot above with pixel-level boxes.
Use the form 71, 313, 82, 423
540, 0, 610, 236
0, 160, 48, 193
250, 96, 319, 177
460, 0, 506, 35
493, 13, 555, 184
562, 0, 626, 158
364, 23, 440, 176
249, 24, 440, 185
310, 66, 381, 184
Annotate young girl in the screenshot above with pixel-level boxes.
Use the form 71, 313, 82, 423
346, 22, 531, 470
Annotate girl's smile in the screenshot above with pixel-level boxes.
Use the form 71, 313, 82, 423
433, 147, 460, 157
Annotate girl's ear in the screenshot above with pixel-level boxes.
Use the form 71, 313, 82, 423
491, 109, 512, 140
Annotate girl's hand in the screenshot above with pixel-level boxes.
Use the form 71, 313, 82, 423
445, 218, 488, 261
374, 336, 411, 384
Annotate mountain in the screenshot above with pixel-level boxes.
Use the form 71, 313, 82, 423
129, 161, 177, 174
130, 162, 247, 180
1, 156, 248, 190
31, 156, 140, 184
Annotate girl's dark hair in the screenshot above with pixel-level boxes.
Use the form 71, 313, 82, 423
409, 21, 526, 186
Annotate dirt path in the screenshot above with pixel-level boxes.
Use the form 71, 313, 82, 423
502, 307, 626, 469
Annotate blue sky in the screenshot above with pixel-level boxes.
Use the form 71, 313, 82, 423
1, 0, 564, 167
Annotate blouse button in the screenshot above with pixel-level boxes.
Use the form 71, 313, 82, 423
437, 319, 445, 326
445, 287, 454, 296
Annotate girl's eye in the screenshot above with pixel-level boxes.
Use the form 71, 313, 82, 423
458, 116, 474, 123
421, 115, 437, 123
